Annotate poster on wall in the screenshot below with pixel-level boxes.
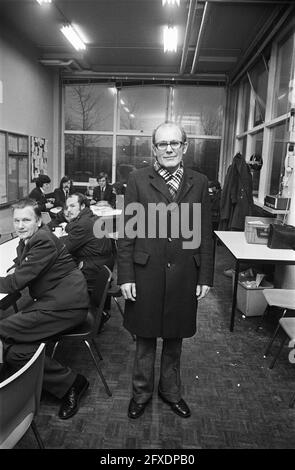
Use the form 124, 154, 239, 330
30, 136, 48, 181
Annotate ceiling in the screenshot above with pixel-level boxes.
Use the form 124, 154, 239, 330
0, 0, 294, 85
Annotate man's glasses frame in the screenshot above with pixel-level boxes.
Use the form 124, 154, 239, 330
154, 140, 184, 151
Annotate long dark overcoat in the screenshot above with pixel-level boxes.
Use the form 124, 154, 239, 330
117, 166, 214, 339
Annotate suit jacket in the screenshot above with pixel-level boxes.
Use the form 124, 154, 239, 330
29, 187, 47, 212
93, 184, 115, 207
61, 207, 114, 283
53, 188, 71, 208
117, 166, 213, 338
0, 226, 89, 312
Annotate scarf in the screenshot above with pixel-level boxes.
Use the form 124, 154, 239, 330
153, 160, 184, 199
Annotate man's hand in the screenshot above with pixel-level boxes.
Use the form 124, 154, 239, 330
121, 283, 136, 301
196, 285, 210, 300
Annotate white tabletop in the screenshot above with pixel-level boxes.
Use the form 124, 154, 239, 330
0, 237, 19, 276
214, 231, 295, 263
90, 206, 122, 218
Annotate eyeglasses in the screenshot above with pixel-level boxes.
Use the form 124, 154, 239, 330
154, 140, 183, 151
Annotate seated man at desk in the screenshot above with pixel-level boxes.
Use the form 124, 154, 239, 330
29, 174, 54, 212
0, 198, 90, 420
92, 172, 115, 208
61, 193, 114, 290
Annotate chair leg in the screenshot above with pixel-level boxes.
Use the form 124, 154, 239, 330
289, 392, 295, 408
264, 309, 287, 357
83, 340, 112, 397
269, 334, 287, 369
91, 338, 103, 361
113, 297, 136, 341
51, 341, 59, 359
31, 420, 45, 449
256, 305, 269, 332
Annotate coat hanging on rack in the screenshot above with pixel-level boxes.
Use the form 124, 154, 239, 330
219, 152, 254, 231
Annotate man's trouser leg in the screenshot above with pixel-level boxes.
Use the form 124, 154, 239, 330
132, 336, 157, 404
158, 338, 182, 403
0, 308, 87, 398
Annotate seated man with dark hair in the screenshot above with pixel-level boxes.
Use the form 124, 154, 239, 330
29, 174, 54, 212
92, 172, 115, 208
0, 198, 90, 420
61, 193, 114, 290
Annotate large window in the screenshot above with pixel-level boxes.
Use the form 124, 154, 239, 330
184, 139, 221, 181
273, 33, 295, 118
0, 132, 29, 205
64, 84, 225, 187
119, 87, 167, 132
116, 136, 152, 183
65, 85, 114, 131
268, 121, 289, 196
172, 87, 224, 136
65, 135, 112, 181
0, 132, 7, 204
234, 26, 295, 205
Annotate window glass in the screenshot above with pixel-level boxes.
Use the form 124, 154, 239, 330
268, 121, 289, 196
273, 32, 295, 118
0, 132, 7, 204
249, 130, 263, 197
119, 87, 167, 132
184, 139, 221, 181
173, 87, 224, 136
240, 80, 251, 132
65, 85, 114, 131
248, 58, 268, 126
7, 134, 29, 203
116, 136, 152, 184
8, 156, 18, 201
65, 135, 112, 182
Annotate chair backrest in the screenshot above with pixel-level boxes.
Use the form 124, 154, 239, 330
89, 265, 112, 335
0, 343, 45, 449
41, 212, 51, 225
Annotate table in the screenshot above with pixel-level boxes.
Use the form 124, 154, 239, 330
0, 237, 20, 311
90, 205, 122, 218
214, 231, 295, 332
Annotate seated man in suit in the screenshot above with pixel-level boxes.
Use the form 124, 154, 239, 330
53, 175, 73, 208
29, 174, 54, 212
61, 193, 114, 290
0, 198, 90, 420
92, 172, 115, 208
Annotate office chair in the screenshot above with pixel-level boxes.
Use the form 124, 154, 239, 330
0, 343, 45, 449
50, 265, 112, 397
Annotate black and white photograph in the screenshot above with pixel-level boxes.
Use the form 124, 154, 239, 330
0, 0, 294, 454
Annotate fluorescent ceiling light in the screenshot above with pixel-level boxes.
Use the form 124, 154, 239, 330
36, 0, 52, 4
60, 24, 86, 51
163, 26, 178, 53
120, 99, 125, 105
130, 113, 135, 118
124, 107, 130, 113
162, 0, 180, 6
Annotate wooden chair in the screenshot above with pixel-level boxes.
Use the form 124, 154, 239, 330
0, 343, 45, 449
50, 265, 112, 397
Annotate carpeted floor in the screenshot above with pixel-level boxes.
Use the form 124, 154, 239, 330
6, 244, 295, 449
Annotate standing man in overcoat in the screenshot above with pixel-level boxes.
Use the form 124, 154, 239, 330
117, 121, 214, 419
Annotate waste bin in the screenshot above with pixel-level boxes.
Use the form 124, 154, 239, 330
233, 279, 274, 316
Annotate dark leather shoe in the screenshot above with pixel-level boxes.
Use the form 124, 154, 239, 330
128, 398, 149, 419
158, 392, 191, 418
58, 374, 89, 420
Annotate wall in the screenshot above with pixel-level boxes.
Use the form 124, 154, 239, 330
0, 19, 57, 196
